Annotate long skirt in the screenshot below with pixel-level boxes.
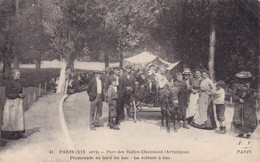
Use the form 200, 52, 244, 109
2, 98, 25, 133
193, 92, 210, 125
186, 93, 199, 118
231, 98, 258, 134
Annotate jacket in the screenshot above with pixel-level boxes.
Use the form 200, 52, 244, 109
86, 77, 104, 102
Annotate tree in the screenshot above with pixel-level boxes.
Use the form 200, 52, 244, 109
42, 0, 106, 94
208, 1, 216, 81
100, 0, 163, 65
0, 0, 15, 79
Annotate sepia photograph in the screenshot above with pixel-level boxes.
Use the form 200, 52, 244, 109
0, 0, 259, 162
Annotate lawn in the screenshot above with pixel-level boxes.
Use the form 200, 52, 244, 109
0, 68, 92, 111
0, 68, 92, 89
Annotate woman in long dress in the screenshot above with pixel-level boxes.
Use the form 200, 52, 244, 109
190, 70, 216, 129
1, 69, 25, 139
186, 69, 203, 123
231, 71, 258, 138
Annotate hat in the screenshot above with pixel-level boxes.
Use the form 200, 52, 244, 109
183, 68, 191, 75
216, 80, 225, 86
147, 63, 155, 69
105, 67, 113, 71
235, 71, 252, 79
95, 69, 103, 74
125, 65, 132, 69
109, 77, 116, 83
112, 66, 120, 70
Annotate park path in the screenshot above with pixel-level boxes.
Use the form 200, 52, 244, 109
0, 94, 69, 162
63, 92, 260, 162
0, 92, 259, 162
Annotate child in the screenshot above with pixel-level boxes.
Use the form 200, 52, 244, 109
213, 80, 226, 134
173, 72, 189, 129
107, 77, 120, 130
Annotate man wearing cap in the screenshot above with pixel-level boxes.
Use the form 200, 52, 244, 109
87, 70, 104, 130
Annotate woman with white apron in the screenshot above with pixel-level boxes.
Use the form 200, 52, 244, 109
1, 69, 25, 139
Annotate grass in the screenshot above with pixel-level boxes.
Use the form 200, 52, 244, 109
0, 68, 92, 89
0, 86, 48, 111
0, 68, 92, 111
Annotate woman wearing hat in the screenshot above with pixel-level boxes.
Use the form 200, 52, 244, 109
231, 71, 258, 138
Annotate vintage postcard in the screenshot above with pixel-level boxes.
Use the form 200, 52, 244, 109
0, 0, 259, 162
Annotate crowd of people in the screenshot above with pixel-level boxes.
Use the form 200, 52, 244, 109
49, 72, 92, 94
0, 65, 258, 142
86, 64, 258, 138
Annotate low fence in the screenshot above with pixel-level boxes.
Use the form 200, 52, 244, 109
0, 82, 49, 112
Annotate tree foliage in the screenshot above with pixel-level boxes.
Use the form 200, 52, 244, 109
0, 0, 258, 85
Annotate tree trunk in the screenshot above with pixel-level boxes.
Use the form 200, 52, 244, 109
104, 50, 109, 68
67, 54, 75, 72
13, 47, 19, 69
257, 54, 260, 119
208, 23, 215, 81
119, 53, 123, 68
36, 52, 41, 71
208, 2, 216, 81
13, 0, 20, 69
56, 60, 67, 94
2, 43, 11, 79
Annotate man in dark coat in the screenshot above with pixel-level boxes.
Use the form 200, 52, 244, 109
122, 65, 135, 116
86, 70, 104, 130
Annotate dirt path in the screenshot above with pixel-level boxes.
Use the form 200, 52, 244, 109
0, 92, 259, 162
63, 92, 260, 162
0, 94, 69, 162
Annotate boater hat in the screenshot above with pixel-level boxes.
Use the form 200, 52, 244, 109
235, 71, 252, 79
125, 65, 132, 69
95, 69, 103, 74
183, 68, 191, 75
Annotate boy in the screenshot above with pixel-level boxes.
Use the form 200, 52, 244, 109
213, 80, 226, 134
173, 72, 189, 129
107, 77, 120, 130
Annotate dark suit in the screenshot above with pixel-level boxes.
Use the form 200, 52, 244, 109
87, 77, 104, 127
117, 75, 126, 120
122, 73, 135, 115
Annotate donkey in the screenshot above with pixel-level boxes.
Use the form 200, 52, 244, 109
159, 85, 179, 133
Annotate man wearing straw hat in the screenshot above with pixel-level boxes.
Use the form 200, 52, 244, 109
87, 69, 105, 130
